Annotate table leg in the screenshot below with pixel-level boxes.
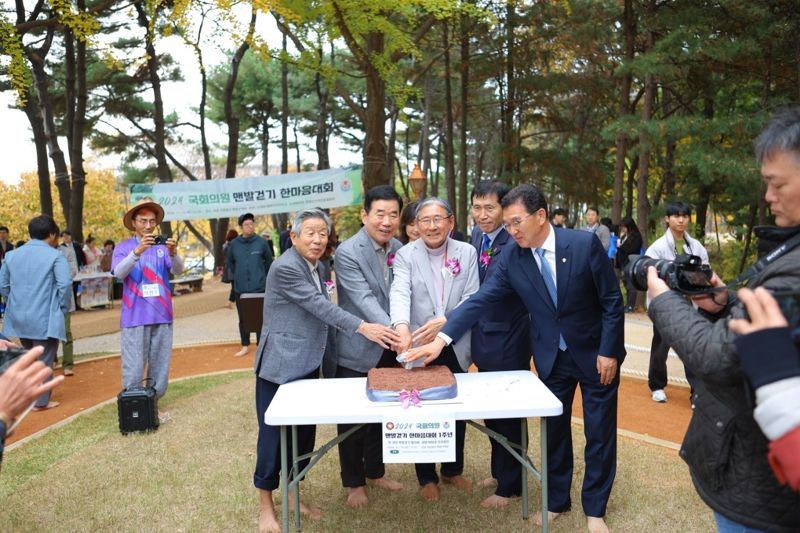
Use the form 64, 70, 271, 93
521, 418, 529, 520
292, 425, 300, 530
280, 426, 289, 533
540, 417, 548, 533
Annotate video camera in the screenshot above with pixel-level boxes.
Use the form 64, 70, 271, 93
624, 254, 714, 296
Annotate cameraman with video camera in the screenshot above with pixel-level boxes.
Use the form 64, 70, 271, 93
643, 201, 710, 403
645, 109, 800, 532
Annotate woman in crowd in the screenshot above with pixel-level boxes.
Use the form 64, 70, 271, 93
616, 216, 643, 312
222, 228, 238, 309
399, 201, 420, 244
83, 236, 101, 271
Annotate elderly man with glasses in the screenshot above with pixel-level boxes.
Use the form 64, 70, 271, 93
112, 198, 183, 401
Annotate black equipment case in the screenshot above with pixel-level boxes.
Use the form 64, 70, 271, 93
117, 379, 159, 434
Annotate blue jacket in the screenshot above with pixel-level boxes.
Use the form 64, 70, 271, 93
0, 240, 71, 341
445, 227, 625, 381
469, 227, 531, 371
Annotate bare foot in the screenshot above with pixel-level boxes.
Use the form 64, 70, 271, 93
420, 482, 440, 502
346, 486, 369, 508
441, 474, 473, 491
533, 510, 563, 526
258, 489, 280, 533
367, 477, 404, 491
480, 494, 510, 509
234, 346, 249, 357
289, 499, 323, 520
476, 476, 498, 489
587, 516, 609, 533
33, 401, 59, 411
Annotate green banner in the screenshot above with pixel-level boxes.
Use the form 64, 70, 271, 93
129, 166, 363, 221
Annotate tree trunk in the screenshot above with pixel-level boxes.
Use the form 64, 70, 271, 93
387, 104, 398, 185
22, 88, 53, 217
280, 30, 289, 174
362, 32, 388, 190
636, 1, 656, 244
661, 88, 676, 203
612, 0, 634, 224
216, 7, 257, 267
27, 31, 71, 224
443, 21, 456, 211
695, 185, 710, 239
419, 73, 432, 186
433, 130, 442, 197
501, 1, 518, 176
293, 119, 301, 172
457, 13, 470, 235
68, 8, 88, 241
315, 63, 330, 170
261, 116, 271, 175
626, 155, 638, 219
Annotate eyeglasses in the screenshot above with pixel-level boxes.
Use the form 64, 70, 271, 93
135, 218, 158, 226
505, 212, 534, 229
417, 215, 452, 228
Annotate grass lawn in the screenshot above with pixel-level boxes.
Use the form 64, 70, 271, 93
0, 372, 714, 532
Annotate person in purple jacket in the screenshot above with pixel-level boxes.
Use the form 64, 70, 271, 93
112, 199, 183, 399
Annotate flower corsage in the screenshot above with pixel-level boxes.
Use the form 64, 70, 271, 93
445, 257, 461, 277
324, 279, 336, 296
480, 247, 498, 268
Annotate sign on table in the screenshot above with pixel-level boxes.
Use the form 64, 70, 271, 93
382, 412, 455, 463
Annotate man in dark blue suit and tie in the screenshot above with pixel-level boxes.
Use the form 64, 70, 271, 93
406, 184, 625, 533
469, 181, 532, 509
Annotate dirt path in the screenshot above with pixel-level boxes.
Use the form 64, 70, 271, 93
7, 343, 691, 449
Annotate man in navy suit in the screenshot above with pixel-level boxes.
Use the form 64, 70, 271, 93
406, 184, 625, 533
469, 181, 532, 509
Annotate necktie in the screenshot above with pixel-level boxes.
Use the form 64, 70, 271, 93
535, 248, 567, 350
481, 233, 491, 255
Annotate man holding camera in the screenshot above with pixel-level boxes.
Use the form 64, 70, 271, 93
112, 199, 183, 400
646, 109, 800, 532
644, 201, 710, 403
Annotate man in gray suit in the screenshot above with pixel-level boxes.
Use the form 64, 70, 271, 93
334, 185, 405, 507
390, 197, 480, 502
253, 208, 400, 533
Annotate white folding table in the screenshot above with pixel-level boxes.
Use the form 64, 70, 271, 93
265, 370, 563, 532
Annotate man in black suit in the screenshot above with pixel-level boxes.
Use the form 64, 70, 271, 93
407, 184, 625, 533
469, 180, 532, 509
278, 222, 293, 254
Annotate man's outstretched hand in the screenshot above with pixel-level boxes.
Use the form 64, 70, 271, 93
403, 337, 447, 366
0, 347, 64, 426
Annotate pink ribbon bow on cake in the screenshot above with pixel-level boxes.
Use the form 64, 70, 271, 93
399, 388, 421, 409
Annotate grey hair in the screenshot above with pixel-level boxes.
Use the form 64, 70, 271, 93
755, 107, 800, 164
415, 197, 453, 217
291, 208, 332, 234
